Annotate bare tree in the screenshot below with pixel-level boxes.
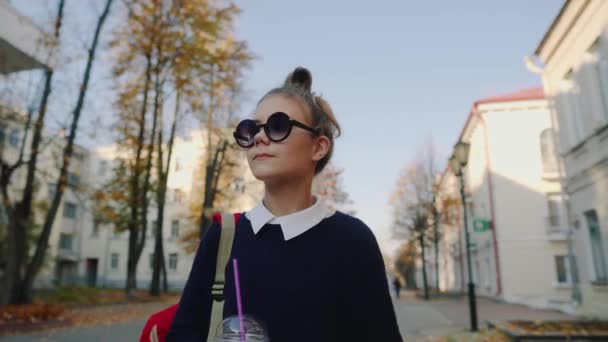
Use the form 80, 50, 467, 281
390, 143, 440, 300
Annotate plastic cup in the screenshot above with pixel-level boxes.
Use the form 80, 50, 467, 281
213, 315, 269, 342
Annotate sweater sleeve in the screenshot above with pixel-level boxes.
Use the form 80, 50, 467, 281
167, 221, 221, 342
338, 221, 402, 342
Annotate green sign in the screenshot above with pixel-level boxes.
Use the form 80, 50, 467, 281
473, 219, 490, 232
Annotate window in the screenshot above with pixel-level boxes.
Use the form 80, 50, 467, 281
48, 183, 56, 199
484, 258, 492, 288
169, 253, 178, 270
547, 195, 560, 227
98, 160, 107, 176
8, 129, 20, 148
59, 233, 73, 250
540, 129, 558, 173
63, 202, 77, 219
559, 70, 586, 145
174, 158, 181, 172
174, 189, 183, 203
149, 253, 154, 269
586, 210, 607, 282
91, 219, 100, 237
233, 177, 245, 193
67, 172, 80, 188
110, 253, 119, 269
72, 150, 84, 161
554, 255, 570, 284
585, 38, 608, 124
149, 220, 158, 238
171, 220, 179, 239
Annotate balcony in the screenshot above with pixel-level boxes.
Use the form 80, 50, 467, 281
0, 1, 52, 74
545, 215, 568, 241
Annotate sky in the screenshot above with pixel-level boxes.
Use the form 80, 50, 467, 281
231, 0, 564, 254
9, 0, 564, 256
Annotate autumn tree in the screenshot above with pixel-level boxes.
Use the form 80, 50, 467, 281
104, 0, 252, 295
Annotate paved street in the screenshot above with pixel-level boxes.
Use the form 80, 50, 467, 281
394, 291, 573, 340
2, 319, 147, 342
2, 291, 575, 341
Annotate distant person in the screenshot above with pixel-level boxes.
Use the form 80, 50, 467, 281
166, 67, 402, 341
393, 277, 402, 298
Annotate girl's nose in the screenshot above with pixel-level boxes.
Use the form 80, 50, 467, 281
254, 127, 269, 146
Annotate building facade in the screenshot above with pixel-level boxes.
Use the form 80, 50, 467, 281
533, 0, 608, 318
438, 88, 574, 313
1, 119, 262, 291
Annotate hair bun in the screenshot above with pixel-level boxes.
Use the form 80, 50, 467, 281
284, 66, 312, 91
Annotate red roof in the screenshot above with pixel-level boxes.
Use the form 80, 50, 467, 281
473, 86, 545, 107
453, 86, 546, 144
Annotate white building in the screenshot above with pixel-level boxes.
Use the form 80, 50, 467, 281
532, 0, 608, 319
0, 0, 52, 73
1, 115, 261, 290
72, 130, 262, 290
53, 129, 262, 290
437, 88, 574, 313
0, 105, 91, 289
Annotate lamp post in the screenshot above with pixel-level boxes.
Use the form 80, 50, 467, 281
449, 141, 478, 332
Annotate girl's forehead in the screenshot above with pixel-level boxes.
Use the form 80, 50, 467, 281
254, 95, 309, 122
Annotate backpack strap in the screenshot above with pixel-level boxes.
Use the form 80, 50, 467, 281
208, 212, 240, 341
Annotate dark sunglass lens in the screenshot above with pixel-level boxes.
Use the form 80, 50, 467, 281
235, 120, 256, 146
266, 112, 291, 141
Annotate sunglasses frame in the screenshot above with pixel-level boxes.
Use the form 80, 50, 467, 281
233, 112, 320, 148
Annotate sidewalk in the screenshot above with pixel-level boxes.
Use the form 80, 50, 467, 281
393, 291, 574, 340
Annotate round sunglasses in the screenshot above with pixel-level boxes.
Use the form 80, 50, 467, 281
233, 112, 319, 148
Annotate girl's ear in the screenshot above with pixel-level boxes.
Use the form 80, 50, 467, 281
312, 135, 331, 162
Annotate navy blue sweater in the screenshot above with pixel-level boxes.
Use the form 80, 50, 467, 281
167, 211, 402, 341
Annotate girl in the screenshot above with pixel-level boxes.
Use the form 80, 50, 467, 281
167, 67, 402, 341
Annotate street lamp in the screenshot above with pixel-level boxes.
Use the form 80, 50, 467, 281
450, 141, 478, 332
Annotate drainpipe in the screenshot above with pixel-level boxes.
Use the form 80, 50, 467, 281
524, 56, 582, 306
471, 110, 503, 296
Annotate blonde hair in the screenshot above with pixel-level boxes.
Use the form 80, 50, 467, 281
258, 67, 341, 174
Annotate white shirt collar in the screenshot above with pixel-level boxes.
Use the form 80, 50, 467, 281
245, 197, 336, 240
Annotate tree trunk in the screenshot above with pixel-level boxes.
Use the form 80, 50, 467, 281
198, 139, 228, 238
161, 253, 168, 293
433, 207, 440, 292
124, 53, 152, 297
151, 90, 179, 296
0, 0, 65, 306
18, 0, 112, 304
419, 233, 429, 300
127, 54, 161, 298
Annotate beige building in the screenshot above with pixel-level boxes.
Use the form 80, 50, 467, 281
531, 0, 608, 318
437, 88, 575, 313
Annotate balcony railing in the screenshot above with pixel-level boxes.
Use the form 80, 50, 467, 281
545, 215, 568, 240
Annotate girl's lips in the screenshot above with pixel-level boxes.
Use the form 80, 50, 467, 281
254, 154, 274, 160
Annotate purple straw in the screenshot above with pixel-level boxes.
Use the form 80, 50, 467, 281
233, 259, 246, 342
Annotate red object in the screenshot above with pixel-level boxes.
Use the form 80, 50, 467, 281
139, 212, 241, 342
140, 303, 178, 342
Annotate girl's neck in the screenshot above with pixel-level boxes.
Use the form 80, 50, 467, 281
263, 177, 315, 217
